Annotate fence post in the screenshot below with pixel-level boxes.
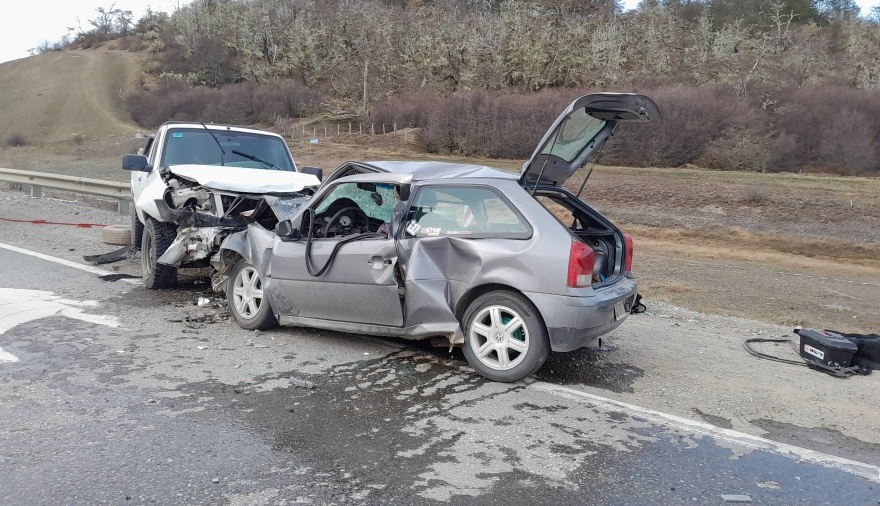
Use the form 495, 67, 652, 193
359, 123, 362, 134
349, 122, 351, 134
312, 126, 316, 138
382, 123, 386, 135
302, 125, 305, 137
394, 123, 397, 134
371, 123, 375, 135
324, 125, 327, 138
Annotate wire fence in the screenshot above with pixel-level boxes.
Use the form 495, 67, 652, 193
275, 120, 414, 141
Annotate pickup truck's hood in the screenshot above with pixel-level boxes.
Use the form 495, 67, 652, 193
169, 165, 320, 193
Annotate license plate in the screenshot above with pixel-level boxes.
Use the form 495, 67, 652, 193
614, 302, 627, 321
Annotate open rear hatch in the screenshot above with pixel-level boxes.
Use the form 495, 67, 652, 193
519, 93, 660, 188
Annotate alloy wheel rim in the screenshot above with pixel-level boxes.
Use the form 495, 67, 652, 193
232, 266, 264, 320
469, 304, 530, 371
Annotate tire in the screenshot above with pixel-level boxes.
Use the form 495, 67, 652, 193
131, 211, 144, 248
101, 224, 131, 246
461, 291, 550, 382
227, 258, 277, 331
141, 218, 178, 289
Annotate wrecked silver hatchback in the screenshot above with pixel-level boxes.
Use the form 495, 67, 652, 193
214, 93, 660, 382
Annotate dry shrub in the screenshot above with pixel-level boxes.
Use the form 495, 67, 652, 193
602, 86, 756, 168
772, 85, 880, 175
126, 80, 325, 128
126, 84, 216, 127
414, 90, 577, 158
203, 82, 257, 125
369, 93, 431, 129
252, 82, 324, 122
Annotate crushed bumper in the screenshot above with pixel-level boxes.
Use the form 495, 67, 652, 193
524, 277, 638, 352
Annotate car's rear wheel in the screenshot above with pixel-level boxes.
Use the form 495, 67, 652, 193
462, 291, 550, 382
228, 258, 277, 331
141, 218, 178, 289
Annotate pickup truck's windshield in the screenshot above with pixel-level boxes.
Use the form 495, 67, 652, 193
161, 128, 296, 171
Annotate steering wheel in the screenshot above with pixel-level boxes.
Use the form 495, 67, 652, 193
322, 206, 369, 238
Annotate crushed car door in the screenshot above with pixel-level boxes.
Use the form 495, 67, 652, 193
267, 178, 404, 326
268, 237, 402, 326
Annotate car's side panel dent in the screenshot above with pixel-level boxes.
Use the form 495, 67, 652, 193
398, 236, 543, 345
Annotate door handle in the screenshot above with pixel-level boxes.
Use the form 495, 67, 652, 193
369, 256, 393, 269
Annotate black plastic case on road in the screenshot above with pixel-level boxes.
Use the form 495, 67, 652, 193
797, 328, 858, 369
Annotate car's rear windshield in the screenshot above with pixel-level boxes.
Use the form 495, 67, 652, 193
540, 109, 606, 163
161, 128, 295, 171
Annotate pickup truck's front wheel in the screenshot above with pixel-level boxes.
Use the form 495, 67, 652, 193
141, 218, 178, 289
131, 211, 144, 249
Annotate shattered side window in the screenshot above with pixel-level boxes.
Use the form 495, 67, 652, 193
403, 186, 530, 239
314, 182, 397, 222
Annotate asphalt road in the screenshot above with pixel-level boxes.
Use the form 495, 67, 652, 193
1, 243, 879, 505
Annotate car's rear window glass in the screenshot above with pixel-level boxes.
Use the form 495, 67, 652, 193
404, 186, 530, 239
540, 109, 606, 163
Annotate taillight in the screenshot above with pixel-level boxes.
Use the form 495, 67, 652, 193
623, 233, 634, 272
567, 241, 596, 288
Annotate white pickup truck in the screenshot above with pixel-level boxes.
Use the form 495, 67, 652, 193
123, 122, 321, 288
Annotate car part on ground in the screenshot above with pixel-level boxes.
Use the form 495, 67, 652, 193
101, 224, 131, 246
214, 93, 658, 382
123, 122, 320, 289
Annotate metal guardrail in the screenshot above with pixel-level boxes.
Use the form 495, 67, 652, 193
0, 167, 131, 215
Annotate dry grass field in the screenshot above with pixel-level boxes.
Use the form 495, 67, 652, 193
1, 47, 878, 334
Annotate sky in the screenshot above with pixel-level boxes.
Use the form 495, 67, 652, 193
0, 0, 188, 64
0, 0, 877, 65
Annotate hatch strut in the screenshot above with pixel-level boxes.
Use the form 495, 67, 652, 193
574, 142, 606, 200
530, 123, 563, 197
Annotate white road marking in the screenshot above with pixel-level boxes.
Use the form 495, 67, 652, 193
0, 242, 140, 285
532, 382, 880, 483
0, 288, 121, 363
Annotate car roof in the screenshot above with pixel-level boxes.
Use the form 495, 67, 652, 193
159, 121, 285, 138
359, 161, 518, 182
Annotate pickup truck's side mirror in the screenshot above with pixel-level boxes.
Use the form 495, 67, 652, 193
275, 219, 300, 241
301, 166, 323, 182
122, 154, 151, 172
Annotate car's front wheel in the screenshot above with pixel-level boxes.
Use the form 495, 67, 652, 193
227, 258, 277, 331
141, 218, 178, 289
461, 291, 550, 382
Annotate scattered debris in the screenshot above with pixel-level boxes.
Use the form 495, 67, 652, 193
197, 297, 211, 307
721, 494, 752, 503
211, 477, 220, 484
83, 245, 132, 265
290, 377, 315, 389
197, 346, 207, 350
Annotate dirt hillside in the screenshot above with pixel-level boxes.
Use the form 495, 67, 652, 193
0, 48, 144, 179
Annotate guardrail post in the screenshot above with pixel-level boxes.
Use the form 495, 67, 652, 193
30, 184, 42, 198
